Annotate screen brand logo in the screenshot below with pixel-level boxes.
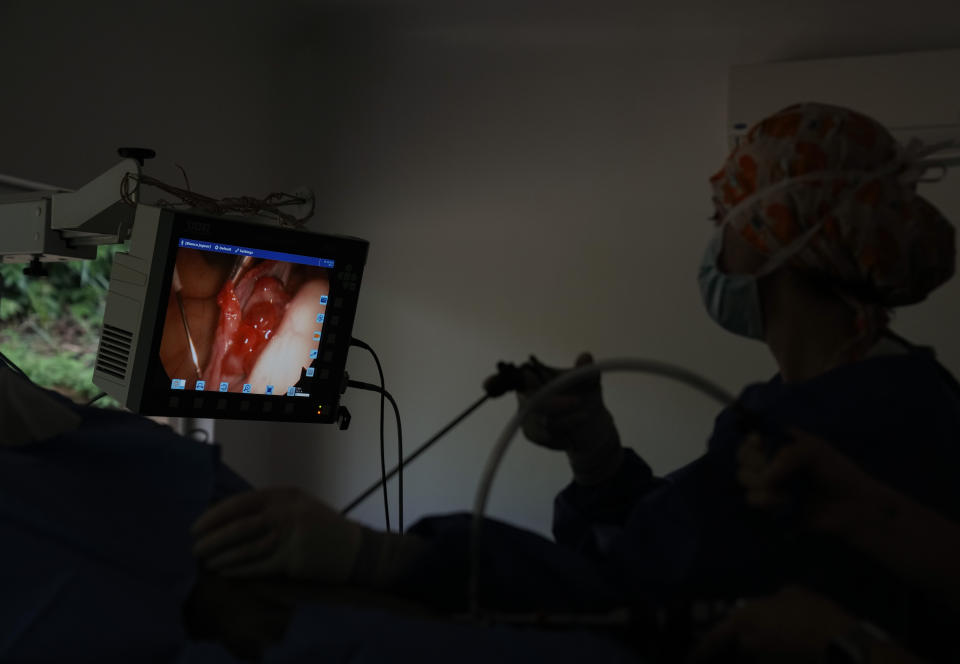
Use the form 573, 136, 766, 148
186, 221, 212, 234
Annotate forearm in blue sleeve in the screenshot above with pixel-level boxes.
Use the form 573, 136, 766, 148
552, 449, 661, 556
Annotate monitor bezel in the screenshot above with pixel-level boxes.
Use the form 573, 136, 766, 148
133, 209, 368, 423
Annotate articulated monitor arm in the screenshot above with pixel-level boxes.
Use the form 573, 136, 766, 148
0, 157, 144, 266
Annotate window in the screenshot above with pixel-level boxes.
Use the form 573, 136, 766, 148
0, 245, 121, 407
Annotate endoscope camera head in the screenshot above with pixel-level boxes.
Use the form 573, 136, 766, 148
482, 361, 526, 397
482, 355, 562, 397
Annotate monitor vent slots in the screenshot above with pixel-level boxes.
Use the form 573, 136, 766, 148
96, 324, 134, 379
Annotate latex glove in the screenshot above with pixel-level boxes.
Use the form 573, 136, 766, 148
191, 487, 363, 584
687, 586, 857, 663
736, 430, 887, 535
517, 352, 622, 485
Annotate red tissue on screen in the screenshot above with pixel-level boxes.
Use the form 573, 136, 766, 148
203, 260, 292, 390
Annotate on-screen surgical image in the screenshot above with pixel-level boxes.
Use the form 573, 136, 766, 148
159, 247, 330, 395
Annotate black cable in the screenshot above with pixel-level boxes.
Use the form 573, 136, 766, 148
341, 393, 490, 517
346, 379, 404, 534
86, 392, 108, 406
350, 338, 391, 533
119, 172, 313, 228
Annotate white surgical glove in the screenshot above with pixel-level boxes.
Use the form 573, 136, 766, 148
192, 487, 430, 589
192, 487, 364, 584
0, 368, 82, 447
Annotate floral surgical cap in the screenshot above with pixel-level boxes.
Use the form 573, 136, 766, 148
709, 102, 955, 308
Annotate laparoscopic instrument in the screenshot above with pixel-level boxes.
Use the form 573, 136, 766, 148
171, 266, 202, 380
469, 359, 738, 617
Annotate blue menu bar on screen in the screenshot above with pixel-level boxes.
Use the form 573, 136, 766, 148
179, 238, 335, 269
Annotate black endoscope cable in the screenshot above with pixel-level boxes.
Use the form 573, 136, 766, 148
349, 338, 392, 533
346, 379, 405, 533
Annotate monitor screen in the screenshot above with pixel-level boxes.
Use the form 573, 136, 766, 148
161, 238, 334, 398
94, 207, 368, 423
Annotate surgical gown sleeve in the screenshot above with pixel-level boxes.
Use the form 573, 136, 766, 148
384, 349, 960, 659
552, 449, 661, 557
554, 348, 960, 656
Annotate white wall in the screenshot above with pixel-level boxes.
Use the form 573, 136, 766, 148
3, 0, 960, 537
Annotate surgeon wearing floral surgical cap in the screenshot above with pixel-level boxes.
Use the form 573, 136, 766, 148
507, 102, 960, 643
699, 102, 955, 379
494, 103, 960, 632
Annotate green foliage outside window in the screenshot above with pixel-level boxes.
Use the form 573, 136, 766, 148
0, 245, 123, 406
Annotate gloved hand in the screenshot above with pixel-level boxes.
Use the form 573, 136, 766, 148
736, 430, 887, 535
517, 352, 623, 485
687, 586, 859, 663
191, 487, 364, 584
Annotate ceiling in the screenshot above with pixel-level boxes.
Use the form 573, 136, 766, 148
262, 0, 960, 64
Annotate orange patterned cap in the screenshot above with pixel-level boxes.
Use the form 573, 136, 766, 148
710, 102, 954, 307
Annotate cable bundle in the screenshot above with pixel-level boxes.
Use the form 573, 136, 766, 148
120, 169, 314, 228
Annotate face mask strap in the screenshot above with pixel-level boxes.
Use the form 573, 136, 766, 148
716, 170, 848, 229
898, 138, 960, 185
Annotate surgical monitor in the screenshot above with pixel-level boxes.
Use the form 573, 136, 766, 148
93, 205, 368, 423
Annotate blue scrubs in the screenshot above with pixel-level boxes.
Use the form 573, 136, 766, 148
559, 345, 960, 601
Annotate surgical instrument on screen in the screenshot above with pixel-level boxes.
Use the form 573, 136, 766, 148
227, 254, 255, 287
172, 265, 203, 380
